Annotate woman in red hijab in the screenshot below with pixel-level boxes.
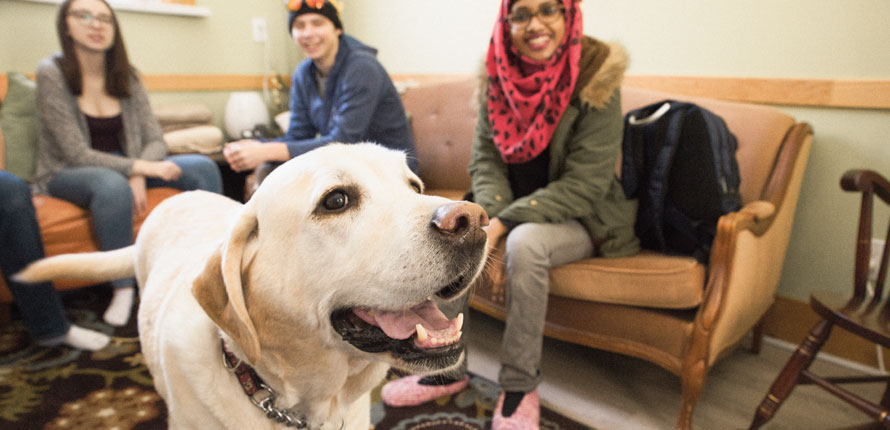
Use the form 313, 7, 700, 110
383, 1, 638, 427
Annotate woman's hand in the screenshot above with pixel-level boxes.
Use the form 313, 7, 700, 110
484, 217, 509, 300
151, 161, 182, 181
484, 217, 509, 251
128, 175, 148, 217
133, 160, 182, 182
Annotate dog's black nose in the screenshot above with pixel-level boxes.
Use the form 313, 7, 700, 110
430, 201, 489, 243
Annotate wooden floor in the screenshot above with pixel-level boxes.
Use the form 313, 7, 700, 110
464, 310, 885, 430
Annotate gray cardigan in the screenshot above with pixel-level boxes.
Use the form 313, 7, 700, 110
32, 56, 167, 194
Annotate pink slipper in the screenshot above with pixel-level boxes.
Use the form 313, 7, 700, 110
492, 389, 540, 430
381, 374, 469, 407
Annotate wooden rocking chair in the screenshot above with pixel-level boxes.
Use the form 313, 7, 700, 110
750, 169, 890, 429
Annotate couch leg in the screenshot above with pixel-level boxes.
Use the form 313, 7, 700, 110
751, 319, 764, 354
677, 357, 706, 430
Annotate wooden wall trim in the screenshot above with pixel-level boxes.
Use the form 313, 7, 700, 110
139, 74, 269, 92
0, 73, 269, 101
3, 73, 889, 109
624, 75, 890, 110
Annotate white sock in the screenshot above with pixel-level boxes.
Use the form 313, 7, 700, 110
104, 286, 135, 327
37, 325, 110, 351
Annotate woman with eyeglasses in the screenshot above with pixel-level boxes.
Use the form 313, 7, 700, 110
382, 0, 639, 427
31, 0, 222, 327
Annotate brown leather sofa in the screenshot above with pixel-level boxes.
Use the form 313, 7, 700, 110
0, 93, 180, 306
0, 72, 228, 307
400, 77, 813, 430
0, 131, 178, 303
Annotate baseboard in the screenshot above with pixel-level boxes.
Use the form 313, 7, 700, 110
762, 336, 887, 376
762, 295, 890, 371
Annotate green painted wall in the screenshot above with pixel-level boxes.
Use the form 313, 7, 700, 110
3, 0, 890, 302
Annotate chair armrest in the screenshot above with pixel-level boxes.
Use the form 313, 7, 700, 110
732, 201, 776, 236
841, 169, 890, 204
695, 206, 791, 360
761, 123, 813, 210
695, 123, 813, 361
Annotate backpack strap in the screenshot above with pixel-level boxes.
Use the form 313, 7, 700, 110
644, 101, 690, 251
699, 107, 743, 214
621, 101, 672, 199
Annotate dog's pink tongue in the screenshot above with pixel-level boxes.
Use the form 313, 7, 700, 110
353, 300, 452, 340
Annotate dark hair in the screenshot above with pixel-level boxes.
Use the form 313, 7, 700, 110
54, 0, 133, 98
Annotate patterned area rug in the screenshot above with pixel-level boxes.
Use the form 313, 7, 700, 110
0, 287, 591, 430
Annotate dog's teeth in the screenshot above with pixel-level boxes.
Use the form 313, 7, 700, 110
416, 324, 428, 342
368, 309, 375, 316
456, 313, 464, 331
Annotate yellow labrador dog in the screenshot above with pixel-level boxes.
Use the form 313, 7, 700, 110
17, 143, 489, 430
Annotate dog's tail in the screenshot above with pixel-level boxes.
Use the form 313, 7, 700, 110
14, 246, 136, 284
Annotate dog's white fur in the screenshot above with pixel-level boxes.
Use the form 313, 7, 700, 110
17, 144, 488, 430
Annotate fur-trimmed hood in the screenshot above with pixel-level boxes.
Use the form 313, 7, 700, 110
475, 37, 628, 111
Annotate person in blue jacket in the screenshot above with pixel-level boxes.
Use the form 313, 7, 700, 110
223, 0, 418, 176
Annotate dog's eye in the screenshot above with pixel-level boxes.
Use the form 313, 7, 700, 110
409, 180, 422, 194
322, 190, 349, 211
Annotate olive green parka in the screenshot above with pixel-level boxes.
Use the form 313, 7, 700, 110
469, 37, 639, 258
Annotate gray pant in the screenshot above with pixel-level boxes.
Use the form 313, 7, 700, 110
440, 220, 593, 392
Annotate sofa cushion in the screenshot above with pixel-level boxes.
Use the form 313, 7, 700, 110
0, 72, 38, 182
164, 124, 224, 154
274, 110, 289, 134
35, 187, 181, 257
154, 101, 213, 132
549, 250, 706, 309
0, 187, 182, 303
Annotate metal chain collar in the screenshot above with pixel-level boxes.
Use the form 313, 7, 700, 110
220, 339, 311, 428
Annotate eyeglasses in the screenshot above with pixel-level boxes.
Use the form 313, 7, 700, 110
506, 3, 565, 26
68, 10, 114, 26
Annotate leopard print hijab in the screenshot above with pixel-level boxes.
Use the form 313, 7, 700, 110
485, 0, 583, 164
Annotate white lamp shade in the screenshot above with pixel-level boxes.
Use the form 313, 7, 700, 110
224, 91, 271, 139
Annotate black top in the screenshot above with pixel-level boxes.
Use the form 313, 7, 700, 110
86, 114, 124, 154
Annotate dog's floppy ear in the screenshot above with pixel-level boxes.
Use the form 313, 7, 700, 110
192, 203, 262, 364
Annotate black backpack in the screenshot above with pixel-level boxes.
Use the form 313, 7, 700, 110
620, 100, 742, 263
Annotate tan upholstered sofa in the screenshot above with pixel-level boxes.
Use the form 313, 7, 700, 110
400, 77, 813, 430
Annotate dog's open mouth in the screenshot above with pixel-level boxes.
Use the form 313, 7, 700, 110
330, 298, 464, 363
330, 273, 473, 369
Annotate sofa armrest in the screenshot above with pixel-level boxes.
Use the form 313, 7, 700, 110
731, 201, 776, 236
699, 125, 814, 360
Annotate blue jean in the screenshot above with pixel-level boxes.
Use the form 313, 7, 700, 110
46, 154, 222, 289
0, 171, 70, 341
